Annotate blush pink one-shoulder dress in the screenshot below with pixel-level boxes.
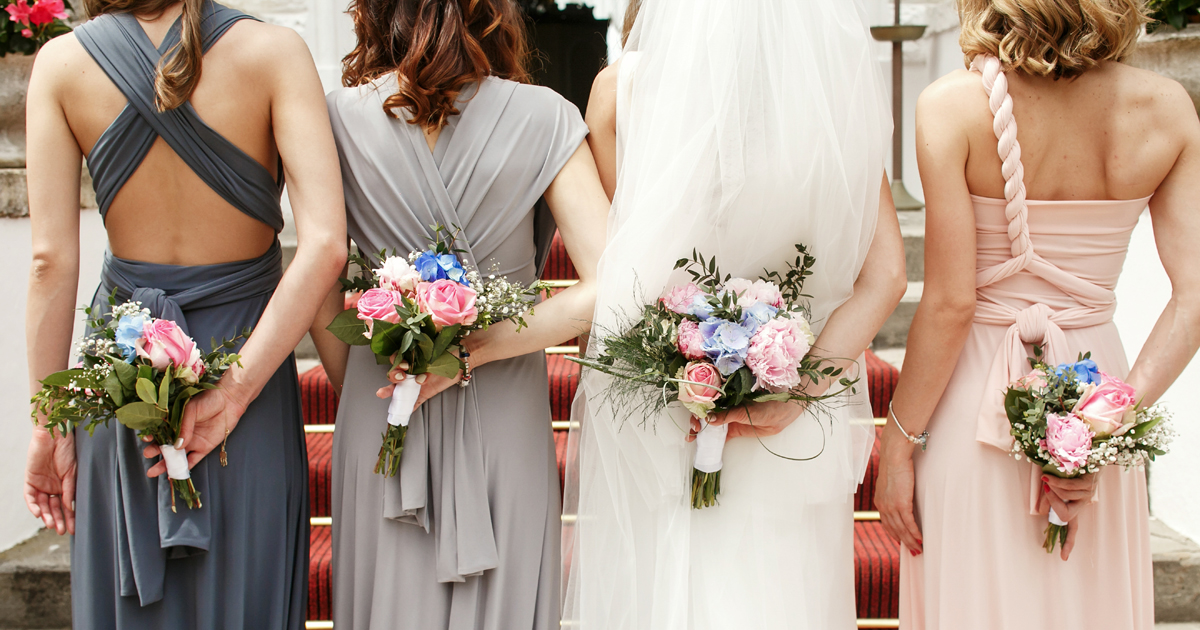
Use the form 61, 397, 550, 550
900, 55, 1156, 630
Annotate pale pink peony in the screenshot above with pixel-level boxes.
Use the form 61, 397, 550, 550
418, 280, 478, 329
660, 283, 703, 314
27, 0, 67, 25
376, 256, 421, 293
1073, 374, 1138, 438
136, 319, 204, 383
355, 288, 405, 338
676, 319, 706, 361
723, 278, 785, 309
1041, 412, 1094, 475
676, 361, 723, 417
745, 318, 811, 392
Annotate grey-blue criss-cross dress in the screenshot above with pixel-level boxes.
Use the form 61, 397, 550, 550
70, 4, 308, 628
326, 75, 587, 630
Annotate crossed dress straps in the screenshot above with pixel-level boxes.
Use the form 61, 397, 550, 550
968, 55, 1129, 451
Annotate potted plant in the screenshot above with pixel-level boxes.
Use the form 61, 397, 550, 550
1148, 0, 1200, 31
1, 0, 72, 168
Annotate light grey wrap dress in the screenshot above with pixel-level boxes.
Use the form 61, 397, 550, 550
326, 75, 587, 630
70, 4, 308, 629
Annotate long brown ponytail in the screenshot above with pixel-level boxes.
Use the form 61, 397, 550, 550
84, 0, 206, 111
342, 0, 531, 131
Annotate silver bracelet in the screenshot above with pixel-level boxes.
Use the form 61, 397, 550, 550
888, 401, 928, 452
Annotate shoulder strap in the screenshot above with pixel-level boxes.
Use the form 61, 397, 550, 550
75, 3, 283, 231
972, 54, 1034, 288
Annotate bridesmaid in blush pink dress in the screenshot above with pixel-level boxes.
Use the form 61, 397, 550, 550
873, 1, 1200, 628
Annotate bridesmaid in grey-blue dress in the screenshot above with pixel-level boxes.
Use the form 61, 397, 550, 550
315, 2, 611, 629
22, 1, 346, 628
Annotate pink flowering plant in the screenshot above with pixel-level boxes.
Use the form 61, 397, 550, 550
2, 0, 70, 56
572, 245, 857, 509
326, 224, 547, 477
31, 296, 249, 511
1005, 347, 1174, 553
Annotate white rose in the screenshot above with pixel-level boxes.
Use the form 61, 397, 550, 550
376, 256, 421, 293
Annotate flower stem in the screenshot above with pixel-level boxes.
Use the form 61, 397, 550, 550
691, 469, 721, 509
374, 425, 408, 478
1043, 523, 1067, 553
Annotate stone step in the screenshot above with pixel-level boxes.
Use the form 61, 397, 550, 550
873, 281, 920, 349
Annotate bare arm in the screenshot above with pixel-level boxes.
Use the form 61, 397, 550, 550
1125, 87, 1200, 404
148, 30, 347, 473
308, 259, 350, 396
875, 80, 980, 554
710, 175, 907, 439
585, 63, 619, 201
23, 37, 85, 534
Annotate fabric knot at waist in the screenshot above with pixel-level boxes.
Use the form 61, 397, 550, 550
94, 241, 282, 607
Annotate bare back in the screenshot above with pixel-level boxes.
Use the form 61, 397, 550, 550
43, 6, 287, 264
949, 61, 1189, 202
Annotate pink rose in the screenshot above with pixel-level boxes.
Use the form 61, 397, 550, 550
136, 320, 203, 383
661, 283, 703, 314
1072, 374, 1138, 438
676, 319, 706, 361
1014, 370, 1048, 391
745, 318, 811, 392
676, 361, 724, 417
723, 278, 785, 309
418, 280, 478, 329
1041, 412, 1094, 475
27, 0, 67, 25
376, 256, 421, 293
355, 288, 405, 339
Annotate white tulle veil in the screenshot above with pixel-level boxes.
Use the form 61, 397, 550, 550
562, 0, 891, 627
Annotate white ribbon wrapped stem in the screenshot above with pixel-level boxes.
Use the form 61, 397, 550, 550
1048, 507, 1067, 527
159, 444, 191, 481
693, 421, 728, 474
387, 377, 423, 427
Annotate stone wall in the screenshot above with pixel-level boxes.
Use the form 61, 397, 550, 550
1130, 24, 1200, 113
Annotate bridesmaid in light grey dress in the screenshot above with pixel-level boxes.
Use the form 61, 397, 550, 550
312, 1, 611, 629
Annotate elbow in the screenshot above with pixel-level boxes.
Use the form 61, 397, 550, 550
298, 235, 348, 285
921, 291, 977, 329
28, 250, 76, 286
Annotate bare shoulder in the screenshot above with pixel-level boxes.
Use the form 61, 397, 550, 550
917, 69, 983, 119
29, 33, 93, 87
1110, 62, 1198, 130
586, 61, 620, 126
217, 20, 316, 79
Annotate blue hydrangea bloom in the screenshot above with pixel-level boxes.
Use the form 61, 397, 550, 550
114, 314, 149, 363
1056, 359, 1101, 385
436, 254, 467, 284
413, 251, 445, 282
685, 295, 714, 319
714, 352, 746, 376
699, 317, 754, 375
741, 301, 777, 332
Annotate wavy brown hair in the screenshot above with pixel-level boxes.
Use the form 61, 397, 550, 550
85, 0, 204, 111
343, 0, 531, 130
622, 0, 641, 47
958, 0, 1149, 79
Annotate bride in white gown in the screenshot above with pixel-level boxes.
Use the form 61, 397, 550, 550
562, 1, 907, 628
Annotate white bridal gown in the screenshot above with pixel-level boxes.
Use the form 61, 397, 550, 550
562, 1, 891, 628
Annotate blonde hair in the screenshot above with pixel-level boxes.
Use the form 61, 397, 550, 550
622, 0, 641, 47
957, 0, 1148, 79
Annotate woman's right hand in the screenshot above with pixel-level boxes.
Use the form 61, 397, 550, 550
875, 435, 923, 555
24, 431, 76, 535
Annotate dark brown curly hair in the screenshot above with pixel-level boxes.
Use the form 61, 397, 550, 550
342, 0, 532, 130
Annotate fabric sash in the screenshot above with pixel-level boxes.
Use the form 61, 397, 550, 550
95, 242, 282, 605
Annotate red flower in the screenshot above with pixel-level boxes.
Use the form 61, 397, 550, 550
27, 0, 67, 25
5, 0, 33, 27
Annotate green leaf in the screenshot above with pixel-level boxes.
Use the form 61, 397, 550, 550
326, 308, 372, 346
112, 359, 138, 389
425, 351, 464, 379
104, 372, 125, 407
158, 371, 172, 409
40, 369, 90, 388
431, 324, 461, 357
135, 378, 159, 406
115, 401, 167, 431
749, 392, 793, 403
370, 321, 408, 358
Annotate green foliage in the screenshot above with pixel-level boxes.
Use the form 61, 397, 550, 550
0, 3, 72, 57
1148, 0, 1200, 31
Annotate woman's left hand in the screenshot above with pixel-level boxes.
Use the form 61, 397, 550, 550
1039, 473, 1096, 561
142, 385, 249, 476
376, 358, 463, 410
709, 399, 806, 440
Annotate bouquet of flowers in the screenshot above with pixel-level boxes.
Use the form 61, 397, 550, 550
3, 0, 70, 55
1005, 349, 1174, 552
572, 246, 856, 509
31, 298, 249, 511
325, 225, 547, 477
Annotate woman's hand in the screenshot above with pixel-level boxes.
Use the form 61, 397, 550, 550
709, 399, 806, 440
25, 430, 76, 535
376, 357, 463, 411
142, 385, 250, 476
1039, 473, 1096, 561
875, 436, 923, 554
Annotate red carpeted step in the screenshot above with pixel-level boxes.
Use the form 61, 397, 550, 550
308, 432, 333, 518
547, 354, 580, 421
854, 521, 901, 619
554, 429, 569, 497
853, 427, 884, 512
865, 350, 899, 420
300, 364, 338, 425
309, 525, 332, 622
544, 231, 579, 281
